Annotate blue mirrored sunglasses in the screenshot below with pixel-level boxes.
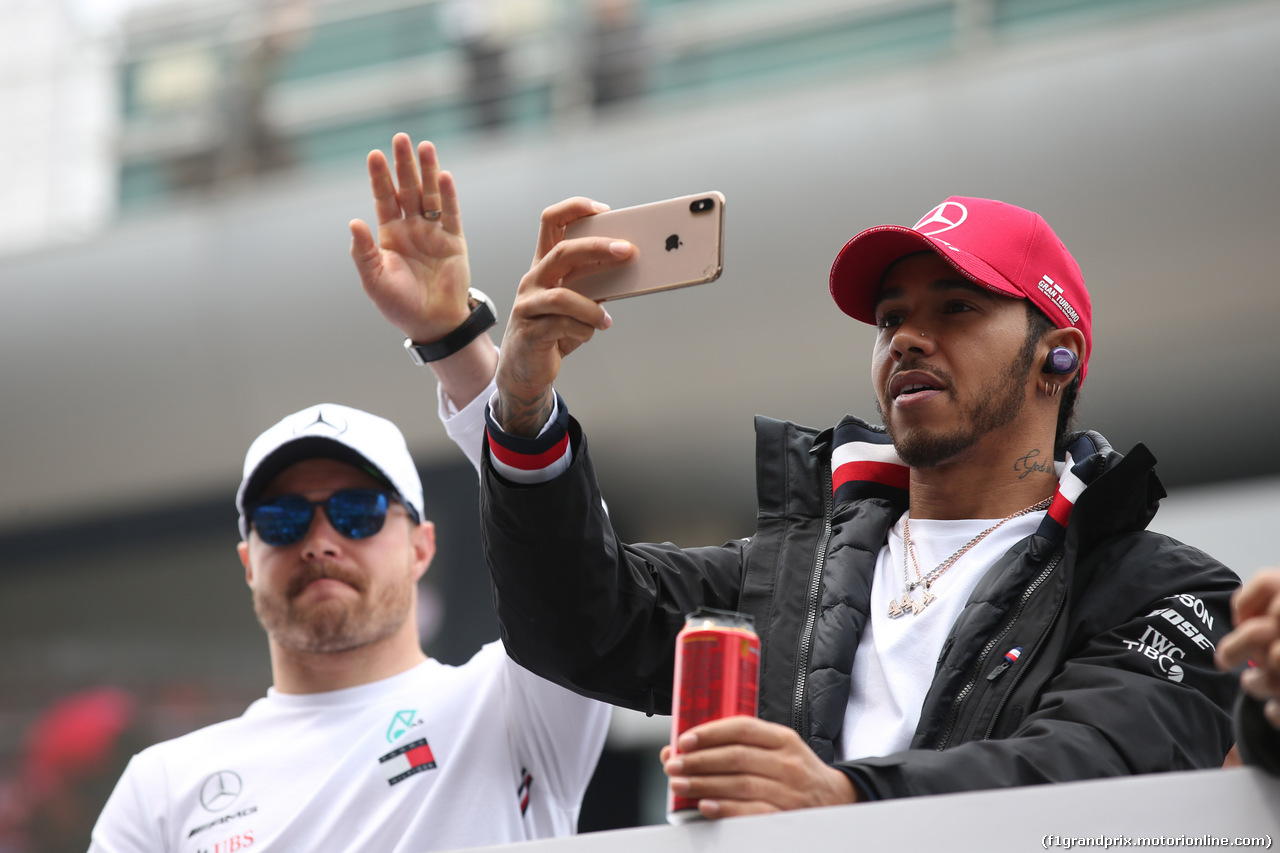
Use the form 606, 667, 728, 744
247, 488, 418, 547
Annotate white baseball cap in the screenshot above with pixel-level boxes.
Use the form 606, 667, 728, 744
236, 403, 425, 540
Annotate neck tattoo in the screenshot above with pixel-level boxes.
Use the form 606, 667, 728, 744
887, 497, 1053, 619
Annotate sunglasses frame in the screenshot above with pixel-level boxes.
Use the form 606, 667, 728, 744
247, 487, 417, 546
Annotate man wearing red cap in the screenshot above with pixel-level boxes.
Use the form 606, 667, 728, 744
354, 134, 1237, 814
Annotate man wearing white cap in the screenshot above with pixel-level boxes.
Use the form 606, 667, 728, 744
344, 133, 1238, 816
88, 400, 609, 851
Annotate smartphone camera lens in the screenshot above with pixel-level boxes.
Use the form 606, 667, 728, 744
690, 198, 714, 214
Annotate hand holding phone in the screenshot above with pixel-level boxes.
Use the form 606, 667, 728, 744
562, 192, 726, 302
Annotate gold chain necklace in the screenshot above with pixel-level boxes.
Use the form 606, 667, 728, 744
887, 497, 1053, 618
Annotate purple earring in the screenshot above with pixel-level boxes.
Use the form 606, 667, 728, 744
1045, 347, 1079, 375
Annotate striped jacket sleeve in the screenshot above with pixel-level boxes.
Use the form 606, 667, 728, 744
484, 390, 574, 484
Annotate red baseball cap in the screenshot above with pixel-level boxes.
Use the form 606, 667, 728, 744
829, 196, 1091, 383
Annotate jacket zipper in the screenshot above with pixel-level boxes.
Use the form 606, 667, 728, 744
983, 550, 1067, 740
791, 456, 833, 737
935, 550, 1063, 750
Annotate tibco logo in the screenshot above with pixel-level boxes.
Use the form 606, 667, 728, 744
1122, 626, 1187, 682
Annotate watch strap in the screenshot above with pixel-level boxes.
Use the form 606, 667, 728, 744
404, 288, 497, 365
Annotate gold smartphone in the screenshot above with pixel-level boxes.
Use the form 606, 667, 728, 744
562, 191, 726, 301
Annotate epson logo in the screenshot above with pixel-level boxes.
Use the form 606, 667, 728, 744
1163, 593, 1215, 631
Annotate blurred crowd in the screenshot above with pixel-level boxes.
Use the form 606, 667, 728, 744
0, 688, 143, 853
0, 685, 249, 853
145, 0, 652, 192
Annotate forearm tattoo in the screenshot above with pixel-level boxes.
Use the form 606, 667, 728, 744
495, 388, 554, 438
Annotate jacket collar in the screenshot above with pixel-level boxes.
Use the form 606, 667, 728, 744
824, 418, 1141, 550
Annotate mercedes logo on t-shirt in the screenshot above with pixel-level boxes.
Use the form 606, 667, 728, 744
199, 770, 244, 811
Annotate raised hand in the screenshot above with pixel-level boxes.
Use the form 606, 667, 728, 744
350, 133, 472, 344
492, 197, 633, 436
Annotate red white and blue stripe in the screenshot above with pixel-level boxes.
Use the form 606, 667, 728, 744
830, 419, 909, 506
829, 420, 1106, 546
485, 391, 573, 484
486, 400, 1105, 546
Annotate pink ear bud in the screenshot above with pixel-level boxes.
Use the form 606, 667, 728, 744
1045, 347, 1079, 375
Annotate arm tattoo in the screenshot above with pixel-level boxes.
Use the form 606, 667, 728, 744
495, 388, 554, 438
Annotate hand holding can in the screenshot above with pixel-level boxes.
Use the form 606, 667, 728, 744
667, 607, 761, 823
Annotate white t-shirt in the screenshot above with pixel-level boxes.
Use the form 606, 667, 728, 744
839, 512, 1045, 761
89, 642, 610, 853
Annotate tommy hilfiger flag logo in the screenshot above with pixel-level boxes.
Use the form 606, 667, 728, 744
1004, 647, 1023, 664
517, 768, 533, 815
380, 738, 437, 785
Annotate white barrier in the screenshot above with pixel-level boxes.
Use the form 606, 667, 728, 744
470, 768, 1279, 853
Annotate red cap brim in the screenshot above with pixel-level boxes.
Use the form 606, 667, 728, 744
829, 225, 1024, 324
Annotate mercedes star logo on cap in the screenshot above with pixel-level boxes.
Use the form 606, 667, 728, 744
912, 201, 969, 235
293, 408, 348, 437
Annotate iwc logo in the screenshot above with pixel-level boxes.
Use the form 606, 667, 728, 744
200, 771, 244, 812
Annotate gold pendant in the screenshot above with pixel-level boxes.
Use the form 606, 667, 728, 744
888, 598, 905, 618
909, 595, 925, 615
920, 589, 936, 609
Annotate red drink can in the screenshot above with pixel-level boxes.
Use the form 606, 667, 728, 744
667, 607, 760, 824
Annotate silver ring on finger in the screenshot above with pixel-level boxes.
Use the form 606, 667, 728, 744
422, 209, 442, 221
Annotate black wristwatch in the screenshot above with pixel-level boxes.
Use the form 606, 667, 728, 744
403, 288, 497, 365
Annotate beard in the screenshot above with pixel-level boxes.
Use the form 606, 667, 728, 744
881, 338, 1037, 470
253, 559, 413, 654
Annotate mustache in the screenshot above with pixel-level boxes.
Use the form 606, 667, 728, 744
892, 357, 953, 384
882, 358, 954, 400
287, 561, 365, 598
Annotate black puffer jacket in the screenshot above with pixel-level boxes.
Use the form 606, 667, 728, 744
480, 413, 1239, 798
